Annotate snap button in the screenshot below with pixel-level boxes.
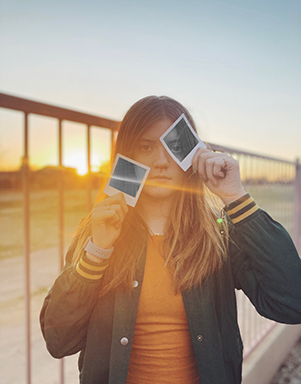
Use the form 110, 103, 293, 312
197, 335, 203, 342
120, 337, 129, 346
132, 280, 139, 288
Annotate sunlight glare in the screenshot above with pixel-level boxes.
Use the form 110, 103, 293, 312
76, 166, 88, 176
64, 151, 88, 175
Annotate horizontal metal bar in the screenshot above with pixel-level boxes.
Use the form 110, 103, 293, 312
1, 92, 296, 166
208, 142, 297, 165
0, 93, 120, 131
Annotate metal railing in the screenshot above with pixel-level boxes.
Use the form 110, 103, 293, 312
0, 93, 119, 384
208, 147, 300, 359
0, 93, 300, 384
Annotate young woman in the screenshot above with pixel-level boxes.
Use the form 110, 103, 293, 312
40, 96, 301, 384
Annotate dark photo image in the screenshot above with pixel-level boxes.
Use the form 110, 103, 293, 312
109, 157, 147, 197
163, 118, 199, 162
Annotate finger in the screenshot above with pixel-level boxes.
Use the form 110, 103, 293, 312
213, 162, 225, 178
191, 153, 198, 173
96, 192, 125, 206
193, 148, 217, 173
192, 147, 211, 168
108, 193, 129, 216
109, 204, 125, 223
194, 146, 211, 157
213, 157, 228, 177
194, 155, 207, 182
92, 209, 119, 224
94, 204, 125, 227
113, 220, 122, 230
204, 158, 217, 186
112, 192, 129, 215
191, 147, 201, 168
107, 211, 122, 227
108, 198, 129, 227
95, 193, 129, 217
93, 203, 120, 217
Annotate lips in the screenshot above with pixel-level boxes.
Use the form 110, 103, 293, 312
150, 175, 171, 180
147, 175, 171, 186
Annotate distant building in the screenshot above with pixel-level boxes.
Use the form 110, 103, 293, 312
0, 171, 21, 189
0, 166, 103, 190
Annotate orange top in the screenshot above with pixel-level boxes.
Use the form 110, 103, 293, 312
126, 236, 200, 384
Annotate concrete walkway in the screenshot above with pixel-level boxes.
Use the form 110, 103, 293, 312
1, 248, 300, 384
270, 338, 301, 384
0, 247, 79, 384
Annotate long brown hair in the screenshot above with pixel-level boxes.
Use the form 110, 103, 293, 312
72, 96, 228, 295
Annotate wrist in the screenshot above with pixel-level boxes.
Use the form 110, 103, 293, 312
84, 236, 114, 260
221, 189, 246, 206
75, 251, 109, 281
223, 193, 259, 225
92, 232, 114, 250
85, 251, 108, 264
93, 240, 114, 249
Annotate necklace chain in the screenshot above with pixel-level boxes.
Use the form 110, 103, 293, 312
148, 228, 164, 236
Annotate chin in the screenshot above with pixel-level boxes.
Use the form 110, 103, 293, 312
141, 186, 176, 200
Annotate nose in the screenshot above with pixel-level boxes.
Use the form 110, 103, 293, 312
153, 147, 170, 169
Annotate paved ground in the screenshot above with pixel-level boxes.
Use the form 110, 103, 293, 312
0, 247, 79, 384
270, 338, 301, 384
1, 248, 300, 384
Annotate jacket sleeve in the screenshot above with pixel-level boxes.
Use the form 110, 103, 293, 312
227, 194, 301, 324
40, 242, 109, 358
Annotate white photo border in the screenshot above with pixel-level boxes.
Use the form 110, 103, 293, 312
104, 153, 150, 207
159, 113, 206, 171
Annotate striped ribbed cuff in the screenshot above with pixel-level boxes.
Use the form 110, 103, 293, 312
224, 194, 258, 225
75, 252, 109, 281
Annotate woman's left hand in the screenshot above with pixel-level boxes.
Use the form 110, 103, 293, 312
192, 147, 246, 205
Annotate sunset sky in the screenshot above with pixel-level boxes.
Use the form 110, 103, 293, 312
1, 0, 300, 173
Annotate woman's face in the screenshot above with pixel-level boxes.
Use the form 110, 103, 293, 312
132, 117, 185, 201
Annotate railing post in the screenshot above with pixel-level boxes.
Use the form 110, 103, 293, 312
58, 119, 65, 384
293, 158, 301, 254
22, 112, 31, 384
87, 125, 93, 211
110, 130, 116, 164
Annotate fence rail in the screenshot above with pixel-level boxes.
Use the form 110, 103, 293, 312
0, 92, 300, 384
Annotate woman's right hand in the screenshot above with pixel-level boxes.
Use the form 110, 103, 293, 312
91, 193, 129, 249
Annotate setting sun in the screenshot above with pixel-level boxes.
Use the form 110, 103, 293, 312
64, 151, 88, 175
76, 167, 88, 176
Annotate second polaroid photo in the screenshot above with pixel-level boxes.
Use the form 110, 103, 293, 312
104, 154, 150, 207
160, 113, 206, 171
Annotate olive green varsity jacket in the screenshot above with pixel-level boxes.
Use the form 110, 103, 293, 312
40, 195, 301, 384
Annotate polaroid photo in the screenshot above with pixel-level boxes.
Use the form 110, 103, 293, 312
104, 154, 150, 207
160, 113, 206, 171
